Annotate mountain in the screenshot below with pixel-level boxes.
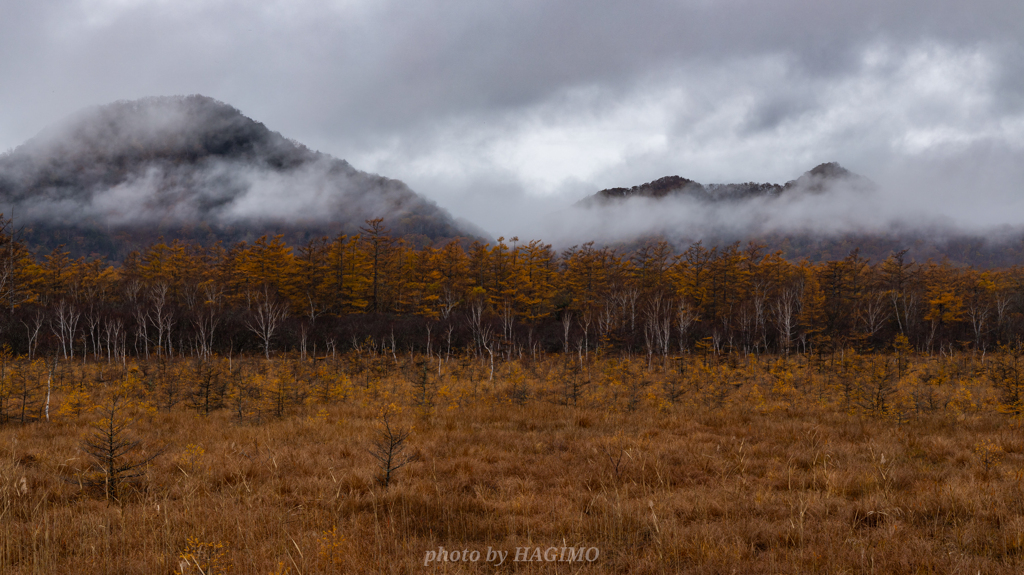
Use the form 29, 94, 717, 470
568, 163, 1024, 267
0, 95, 480, 258
578, 162, 872, 206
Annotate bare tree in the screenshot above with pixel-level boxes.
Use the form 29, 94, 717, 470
84, 301, 103, 360
659, 307, 672, 366
438, 286, 459, 321
44, 355, 57, 421
468, 297, 486, 357
149, 283, 174, 358
132, 305, 151, 359
643, 319, 655, 369
597, 301, 616, 349
643, 295, 663, 370
642, 294, 672, 369
579, 312, 593, 362
751, 285, 768, 354
22, 309, 44, 360
677, 300, 697, 353
561, 312, 573, 355
618, 288, 639, 334
773, 285, 802, 355
50, 300, 81, 360
445, 324, 454, 363
995, 289, 1016, 343
103, 317, 124, 365
193, 283, 223, 360
246, 286, 288, 360
858, 291, 890, 341
965, 298, 990, 351
890, 289, 918, 338
480, 325, 495, 381
299, 322, 310, 361
500, 299, 516, 360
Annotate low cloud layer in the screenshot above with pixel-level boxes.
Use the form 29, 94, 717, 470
0, 1, 1021, 242
7, 157, 411, 227
0, 97, 467, 239
349, 42, 1024, 241
554, 182, 958, 249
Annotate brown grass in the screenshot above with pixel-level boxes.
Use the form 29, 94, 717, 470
2, 352, 1024, 573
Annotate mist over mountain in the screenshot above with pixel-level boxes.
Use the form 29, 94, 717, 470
0, 95, 481, 257
567, 163, 1024, 267
2, 97, 1021, 268
579, 162, 874, 206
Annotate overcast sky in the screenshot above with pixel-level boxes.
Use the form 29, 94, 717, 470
1, 0, 1022, 238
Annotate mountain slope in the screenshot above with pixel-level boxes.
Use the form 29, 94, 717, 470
0, 95, 478, 256
564, 163, 1024, 267
578, 162, 871, 206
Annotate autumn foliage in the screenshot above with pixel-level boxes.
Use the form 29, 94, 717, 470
0, 216, 1021, 363
4, 218, 1024, 572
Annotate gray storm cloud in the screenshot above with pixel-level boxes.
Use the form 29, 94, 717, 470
0, 1, 1021, 242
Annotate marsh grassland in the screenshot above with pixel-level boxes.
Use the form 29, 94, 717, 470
2, 350, 1024, 574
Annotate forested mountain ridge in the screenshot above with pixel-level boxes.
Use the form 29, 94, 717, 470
578, 162, 873, 205
570, 163, 1024, 267
3, 98, 1022, 269
0, 95, 479, 258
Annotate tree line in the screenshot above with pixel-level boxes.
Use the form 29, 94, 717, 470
0, 216, 1020, 362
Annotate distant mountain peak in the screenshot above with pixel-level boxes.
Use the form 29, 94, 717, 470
578, 162, 871, 206
783, 162, 870, 194
0, 95, 477, 257
807, 161, 850, 178
19, 94, 310, 172
584, 175, 706, 204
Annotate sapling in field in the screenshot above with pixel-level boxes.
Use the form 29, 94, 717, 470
410, 359, 434, 410
79, 391, 162, 501
369, 404, 416, 487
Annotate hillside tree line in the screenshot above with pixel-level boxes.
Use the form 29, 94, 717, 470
0, 217, 1020, 362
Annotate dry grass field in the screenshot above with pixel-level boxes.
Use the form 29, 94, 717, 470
2, 351, 1024, 574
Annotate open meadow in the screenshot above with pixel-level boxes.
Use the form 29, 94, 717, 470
3, 349, 1024, 574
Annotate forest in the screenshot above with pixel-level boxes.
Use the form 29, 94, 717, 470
0, 216, 1019, 362
4, 217, 1024, 573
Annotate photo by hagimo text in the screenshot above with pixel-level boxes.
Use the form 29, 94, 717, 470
2, 218, 1024, 573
